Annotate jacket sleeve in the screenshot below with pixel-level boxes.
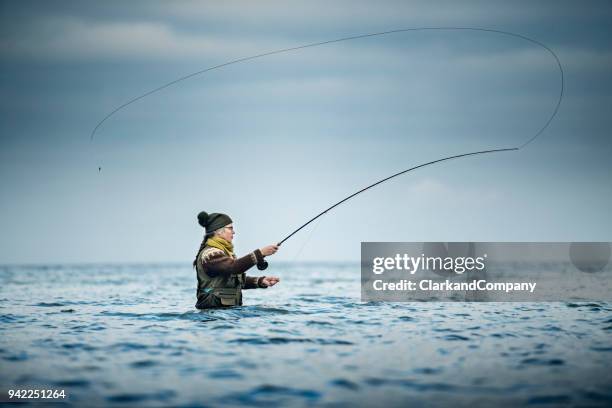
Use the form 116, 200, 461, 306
244, 276, 268, 290
203, 248, 265, 277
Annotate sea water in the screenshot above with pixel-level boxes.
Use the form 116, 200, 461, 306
1, 263, 611, 407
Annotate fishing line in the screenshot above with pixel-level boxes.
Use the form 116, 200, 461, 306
89, 27, 564, 252
290, 213, 325, 263
90, 27, 563, 143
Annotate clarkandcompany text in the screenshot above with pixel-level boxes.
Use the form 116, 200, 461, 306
372, 279, 537, 293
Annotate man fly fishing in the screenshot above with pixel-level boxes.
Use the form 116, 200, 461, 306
193, 211, 280, 309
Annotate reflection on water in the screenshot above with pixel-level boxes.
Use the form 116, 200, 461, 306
1, 263, 611, 406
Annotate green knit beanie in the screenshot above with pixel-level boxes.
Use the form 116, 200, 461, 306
198, 211, 232, 233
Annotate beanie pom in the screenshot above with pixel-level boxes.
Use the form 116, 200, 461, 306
197, 211, 209, 228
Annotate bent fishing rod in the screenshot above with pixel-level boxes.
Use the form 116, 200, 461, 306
251, 147, 519, 270
277, 147, 517, 246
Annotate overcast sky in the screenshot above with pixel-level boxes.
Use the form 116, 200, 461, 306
1, 0, 611, 264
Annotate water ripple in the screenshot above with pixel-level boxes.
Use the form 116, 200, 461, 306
229, 337, 354, 345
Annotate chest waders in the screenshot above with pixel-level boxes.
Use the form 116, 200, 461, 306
197, 247, 245, 307
212, 273, 245, 306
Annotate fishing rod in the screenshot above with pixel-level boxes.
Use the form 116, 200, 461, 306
252, 147, 520, 270
278, 147, 518, 246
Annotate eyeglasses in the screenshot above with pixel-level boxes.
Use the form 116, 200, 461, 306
224, 226, 235, 232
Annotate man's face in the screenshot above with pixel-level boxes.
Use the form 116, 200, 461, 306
218, 224, 235, 242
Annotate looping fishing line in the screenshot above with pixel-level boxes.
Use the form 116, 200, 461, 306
90, 27, 564, 246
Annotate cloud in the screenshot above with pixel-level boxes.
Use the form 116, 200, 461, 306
151, 0, 612, 29
3, 6, 611, 85
3, 0, 612, 66
0, 16, 289, 61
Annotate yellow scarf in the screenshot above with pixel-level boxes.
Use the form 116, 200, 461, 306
206, 236, 235, 258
